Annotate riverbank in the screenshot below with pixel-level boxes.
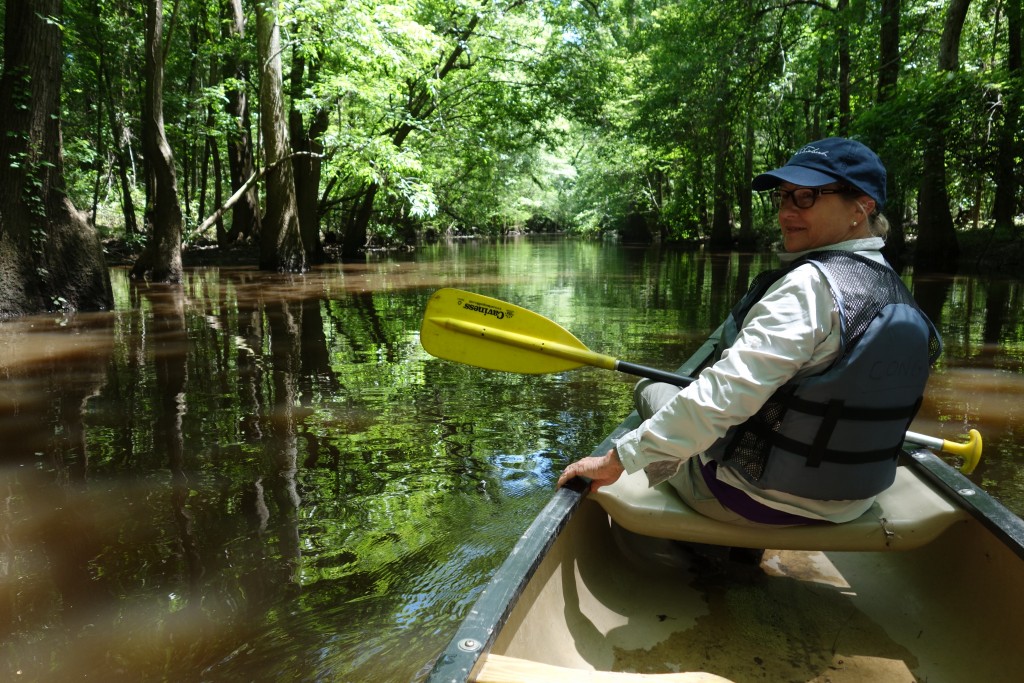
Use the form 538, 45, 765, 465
101, 231, 1024, 276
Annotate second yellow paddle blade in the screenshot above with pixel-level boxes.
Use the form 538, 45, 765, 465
420, 288, 595, 374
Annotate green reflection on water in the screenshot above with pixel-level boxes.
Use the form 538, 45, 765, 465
1, 239, 1022, 682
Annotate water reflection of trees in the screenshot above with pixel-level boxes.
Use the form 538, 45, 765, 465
103, 274, 525, 676
144, 285, 205, 612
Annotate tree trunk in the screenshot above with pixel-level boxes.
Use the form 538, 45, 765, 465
708, 96, 733, 250
878, 0, 901, 102
916, 141, 958, 268
876, 0, 907, 266
89, 0, 139, 237
131, 0, 185, 282
344, 184, 379, 257
289, 50, 328, 264
201, 109, 226, 242
736, 116, 756, 250
811, 60, 825, 139
992, 0, 1021, 235
221, 0, 261, 245
255, 0, 306, 272
938, 0, 973, 68
836, 0, 851, 135
99, 62, 139, 237
916, 0, 972, 271
695, 152, 709, 231
0, 0, 113, 319
89, 64, 106, 227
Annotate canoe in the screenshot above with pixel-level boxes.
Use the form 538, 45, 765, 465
425, 331, 1024, 683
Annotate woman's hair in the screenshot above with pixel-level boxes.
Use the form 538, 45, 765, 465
868, 212, 890, 240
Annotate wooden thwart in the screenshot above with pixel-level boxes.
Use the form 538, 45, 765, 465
591, 465, 968, 551
475, 654, 735, 683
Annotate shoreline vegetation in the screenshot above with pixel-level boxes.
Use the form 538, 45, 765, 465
101, 230, 1024, 276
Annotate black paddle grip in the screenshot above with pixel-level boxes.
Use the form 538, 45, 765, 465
615, 361, 695, 387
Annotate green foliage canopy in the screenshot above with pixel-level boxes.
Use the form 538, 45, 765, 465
43, 0, 1024, 259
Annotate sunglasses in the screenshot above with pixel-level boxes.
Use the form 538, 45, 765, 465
768, 187, 853, 210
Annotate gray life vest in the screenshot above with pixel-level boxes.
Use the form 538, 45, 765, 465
704, 250, 942, 501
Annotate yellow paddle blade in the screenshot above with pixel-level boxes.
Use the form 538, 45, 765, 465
420, 288, 616, 375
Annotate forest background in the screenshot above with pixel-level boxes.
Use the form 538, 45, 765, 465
0, 0, 1020, 318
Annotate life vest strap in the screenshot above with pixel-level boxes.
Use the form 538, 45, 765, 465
739, 418, 901, 465
807, 399, 845, 467
784, 394, 921, 421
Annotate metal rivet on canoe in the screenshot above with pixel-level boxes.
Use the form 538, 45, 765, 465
458, 638, 481, 652
958, 488, 977, 496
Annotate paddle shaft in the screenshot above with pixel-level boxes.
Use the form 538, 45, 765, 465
617, 361, 693, 386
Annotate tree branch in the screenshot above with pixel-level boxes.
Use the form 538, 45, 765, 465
195, 151, 322, 236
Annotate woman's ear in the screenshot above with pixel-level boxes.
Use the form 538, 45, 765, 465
857, 196, 877, 218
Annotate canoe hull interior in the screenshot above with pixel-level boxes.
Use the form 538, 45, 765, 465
481, 494, 1024, 682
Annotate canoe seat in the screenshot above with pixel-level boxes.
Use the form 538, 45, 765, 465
591, 465, 968, 551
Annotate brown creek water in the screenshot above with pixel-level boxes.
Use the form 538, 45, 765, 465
1, 238, 1021, 682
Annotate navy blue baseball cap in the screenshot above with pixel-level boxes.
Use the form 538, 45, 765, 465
752, 137, 886, 208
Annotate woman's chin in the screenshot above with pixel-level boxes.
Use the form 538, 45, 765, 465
782, 236, 807, 252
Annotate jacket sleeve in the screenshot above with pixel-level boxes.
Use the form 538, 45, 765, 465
614, 264, 840, 475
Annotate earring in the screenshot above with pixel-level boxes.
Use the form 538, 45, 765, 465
851, 220, 858, 227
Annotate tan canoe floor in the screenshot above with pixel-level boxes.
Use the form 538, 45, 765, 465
609, 549, 918, 682
482, 547, 919, 682
481, 472, 1024, 683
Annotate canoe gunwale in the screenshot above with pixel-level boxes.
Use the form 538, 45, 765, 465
425, 480, 586, 682
903, 446, 1024, 560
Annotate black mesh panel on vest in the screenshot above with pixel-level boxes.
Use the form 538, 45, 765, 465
812, 251, 942, 364
726, 393, 791, 481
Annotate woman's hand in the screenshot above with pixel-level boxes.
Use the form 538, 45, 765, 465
556, 448, 625, 492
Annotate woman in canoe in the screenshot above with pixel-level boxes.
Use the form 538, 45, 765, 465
557, 137, 941, 526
